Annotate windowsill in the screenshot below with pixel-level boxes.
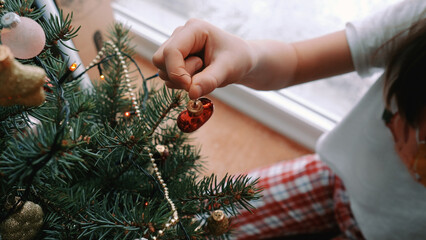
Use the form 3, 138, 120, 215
112, 1, 335, 150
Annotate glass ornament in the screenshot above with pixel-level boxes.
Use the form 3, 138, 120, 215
177, 97, 214, 133
1, 14, 46, 59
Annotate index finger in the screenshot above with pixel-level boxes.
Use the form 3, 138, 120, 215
152, 26, 184, 71
163, 47, 192, 91
162, 20, 209, 90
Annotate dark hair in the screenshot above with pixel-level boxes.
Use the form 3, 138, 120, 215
384, 17, 426, 127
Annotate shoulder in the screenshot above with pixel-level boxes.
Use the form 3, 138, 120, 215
345, 0, 426, 77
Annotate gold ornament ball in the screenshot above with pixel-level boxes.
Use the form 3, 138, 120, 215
206, 210, 229, 236
0, 201, 44, 240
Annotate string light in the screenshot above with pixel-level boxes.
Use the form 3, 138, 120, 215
69, 63, 77, 72
59, 62, 78, 84
97, 64, 105, 81
88, 41, 180, 239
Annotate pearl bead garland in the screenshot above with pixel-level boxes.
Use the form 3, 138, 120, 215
87, 41, 179, 239
86, 40, 140, 118
148, 149, 180, 239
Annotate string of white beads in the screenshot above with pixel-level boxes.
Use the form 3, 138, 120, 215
86, 40, 140, 119
147, 148, 179, 239
88, 42, 179, 239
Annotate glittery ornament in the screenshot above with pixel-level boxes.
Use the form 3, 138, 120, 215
0, 201, 44, 240
1, 13, 46, 59
0, 45, 46, 106
177, 97, 213, 133
206, 210, 229, 236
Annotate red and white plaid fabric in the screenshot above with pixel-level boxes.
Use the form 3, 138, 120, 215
231, 154, 365, 240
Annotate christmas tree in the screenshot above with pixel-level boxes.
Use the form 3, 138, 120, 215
0, 1, 261, 239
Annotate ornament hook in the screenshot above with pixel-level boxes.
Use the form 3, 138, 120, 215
187, 99, 203, 116
1, 12, 21, 28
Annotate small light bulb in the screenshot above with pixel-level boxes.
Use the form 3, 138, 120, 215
69, 63, 77, 72
124, 111, 131, 117
100, 74, 105, 80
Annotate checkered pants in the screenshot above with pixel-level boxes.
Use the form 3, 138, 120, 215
231, 154, 365, 240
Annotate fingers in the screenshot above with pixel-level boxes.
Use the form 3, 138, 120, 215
158, 56, 203, 90
152, 19, 248, 100
185, 56, 204, 76
153, 27, 191, 90
160, 55, 226, 100
153, 19, 208, 91
162, 60, 226, 100
152, 26, 184, 70
163, 47, 192, 91
189, 58, 228, 99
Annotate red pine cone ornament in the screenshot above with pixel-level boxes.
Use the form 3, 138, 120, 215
177, 98, 214, 133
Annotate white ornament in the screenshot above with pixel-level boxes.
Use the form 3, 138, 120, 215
1, 14, 46, 59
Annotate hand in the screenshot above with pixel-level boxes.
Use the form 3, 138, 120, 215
152, 19, 256, 99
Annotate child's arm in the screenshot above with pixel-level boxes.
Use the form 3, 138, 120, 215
152, 19, 354, 99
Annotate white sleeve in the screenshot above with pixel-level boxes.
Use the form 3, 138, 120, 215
345, 0, 426, 78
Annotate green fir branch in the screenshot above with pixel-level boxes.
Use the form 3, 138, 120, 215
0, 0, 44, 20
179, 174, 262, 216
40, 10, 80, 54
143, 87, 184, 136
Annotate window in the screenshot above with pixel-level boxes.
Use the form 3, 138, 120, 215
112, 0, 400, 149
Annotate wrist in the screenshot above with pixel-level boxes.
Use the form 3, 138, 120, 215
240, 40, 298, 90
238, 40, 262, 88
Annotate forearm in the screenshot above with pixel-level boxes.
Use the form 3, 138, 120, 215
240, 40, 298, 90
240, 30, 355, 90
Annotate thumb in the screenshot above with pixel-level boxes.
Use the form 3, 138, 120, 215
188, 62, 227, 99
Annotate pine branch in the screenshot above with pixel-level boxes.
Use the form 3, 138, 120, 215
2, 0, 44, 19
77, 194, 173, 239
150, 99, 182, 136
144, 88, 183, 136
0, 105, 30, 122
32, 187, 79, 224
40, 10, 80, 54
178, 174, 262, 215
